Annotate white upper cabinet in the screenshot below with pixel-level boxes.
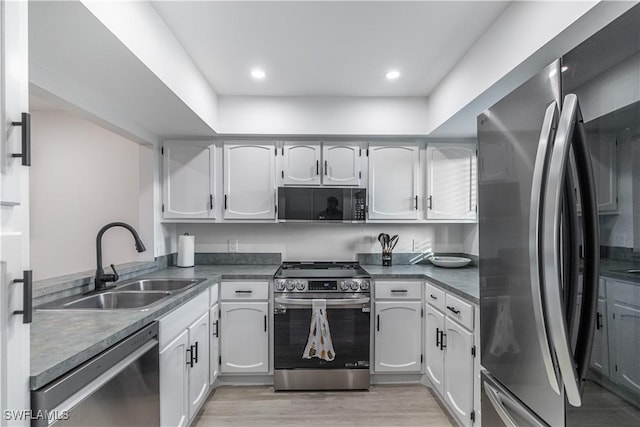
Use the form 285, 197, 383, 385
322, 143, 361, 186
223, 143, 276, 220
426, 142, 477, 220
163, 141, 216, 219
368, 145, 420, 220
282, 142, 321, 186
589, 132, 617, 213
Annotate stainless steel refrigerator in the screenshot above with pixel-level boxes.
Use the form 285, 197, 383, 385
478, 5, 640, 426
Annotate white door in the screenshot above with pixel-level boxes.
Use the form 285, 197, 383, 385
374, 301, 422, 372
188, 311, 210, 420
322, 144, 361, 186
426, 143, 477, 220
209, 304, 220, 386
591, 298, 610, 376
160, 330, 189, 427
610, 281, 640, 394
163, 141, 216, 219
368, 145, 419, 220
220, 302, 269, 373
444, 318, 474, 427
1, 2, 30, 425
282, 143, 321, 186
425, 305, 445, 395
223, 143, 276, 219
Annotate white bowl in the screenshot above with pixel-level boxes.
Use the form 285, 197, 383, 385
430, 256, 471, 268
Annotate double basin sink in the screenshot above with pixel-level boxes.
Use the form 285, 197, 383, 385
38, 278, 206, 311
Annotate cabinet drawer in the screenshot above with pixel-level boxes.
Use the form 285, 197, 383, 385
210, 283, 219, 306
444, 293, 474, 330
374, 281, 421, 300
221, 281, 269, 300
425, 282, 446, 312
159, 290, 209, 349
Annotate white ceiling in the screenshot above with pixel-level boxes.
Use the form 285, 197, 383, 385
152, 1, 511, 97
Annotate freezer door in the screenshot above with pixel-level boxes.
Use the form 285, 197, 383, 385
478, 59, 564, 427
481, 371, 548, 427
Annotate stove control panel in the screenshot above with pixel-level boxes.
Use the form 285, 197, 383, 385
275, 278, 370, 292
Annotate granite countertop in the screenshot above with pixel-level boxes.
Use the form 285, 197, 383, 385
599, 258, 640, 284
30, 264, 280, 390
362, 264, 479, 303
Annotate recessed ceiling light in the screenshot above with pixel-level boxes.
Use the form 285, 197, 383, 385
385, 70, 401, 80
251, 68, 266, 79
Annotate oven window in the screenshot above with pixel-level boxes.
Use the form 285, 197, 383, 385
274, 307, 370, 369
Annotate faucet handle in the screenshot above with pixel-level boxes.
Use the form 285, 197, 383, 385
109, 264, 119, 282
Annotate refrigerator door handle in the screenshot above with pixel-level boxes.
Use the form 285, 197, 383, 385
483, 379, 547, 427
542, 93, 597, 407
528, 101, 561, 395
565, 94, 600, 392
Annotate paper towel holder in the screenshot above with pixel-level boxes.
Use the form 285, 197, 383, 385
177, 232, 195, 268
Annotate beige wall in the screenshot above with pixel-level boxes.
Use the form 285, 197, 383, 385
30, 110, 142, 281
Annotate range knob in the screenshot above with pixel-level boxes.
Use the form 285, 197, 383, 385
359, 281, 370, 291
295, 280, 306, 291
340, 280, 351, 291
350, 281, 360, 291
285, 281, 296, 291
275, 280, 286, 291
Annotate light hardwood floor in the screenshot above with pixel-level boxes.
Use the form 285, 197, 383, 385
193, 385, 456, 427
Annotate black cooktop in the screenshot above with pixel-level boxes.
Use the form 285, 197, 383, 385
275, 261, 370, 278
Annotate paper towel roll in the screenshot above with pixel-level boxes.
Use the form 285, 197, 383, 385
177, 233, 195, 267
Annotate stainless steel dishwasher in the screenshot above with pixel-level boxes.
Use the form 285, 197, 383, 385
31, 322, 160, 427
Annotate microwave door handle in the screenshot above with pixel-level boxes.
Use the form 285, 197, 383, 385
566, 94, 600, 391
542, 94, 586, 407
528, 101, 561, 395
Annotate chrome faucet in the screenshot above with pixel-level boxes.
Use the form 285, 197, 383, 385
90, 222, 146, 294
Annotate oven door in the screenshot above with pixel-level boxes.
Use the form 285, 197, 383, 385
273, 293, 371, 370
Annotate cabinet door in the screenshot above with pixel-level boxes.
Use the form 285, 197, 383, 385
425, 305, 446, 395
160, 330, 189, 427
426, 143, 477, 220
444, 318, 474, 427
223, 143, 276, 219
589, 132, 617, 212
188, 311, 210, 420
163, 141, 215, 219
322, 143, 361, 186
374, 301, 422, 372
282, 143, 321, 186
368, 145, 419, 220
591, 298, 610, 376
220, 302, 269, 373
609, 280, 640, 394
210, 304, 220, 386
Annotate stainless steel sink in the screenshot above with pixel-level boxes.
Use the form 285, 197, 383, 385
42, 291, 171, 310
115, 279, 201, 292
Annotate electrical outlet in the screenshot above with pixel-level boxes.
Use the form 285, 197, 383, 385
228, 239, 238, 253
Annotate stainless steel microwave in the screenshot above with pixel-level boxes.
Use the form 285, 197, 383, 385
277, 187, 366, 222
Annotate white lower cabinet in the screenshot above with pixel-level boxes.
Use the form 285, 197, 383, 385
425, 305, 445, 394
219, 281, 270, 374
425, 282, 477, 427
443, 317, 474, 426
608, 279, 640, 395
374, 281, 423, 373
159, 291, 210, 427
160, 330, 189, 427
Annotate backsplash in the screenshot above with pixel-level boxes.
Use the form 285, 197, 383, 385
601, 246, 640, 261
168, 252, 282, 266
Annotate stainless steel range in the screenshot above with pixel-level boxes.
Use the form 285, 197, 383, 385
273, 262, 371, 391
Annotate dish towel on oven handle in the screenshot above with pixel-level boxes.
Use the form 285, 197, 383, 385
302, 299, 336, 361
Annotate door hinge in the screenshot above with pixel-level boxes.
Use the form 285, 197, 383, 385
161, 204, 165, 213
615, 364, 618, 372
359, 171, 362, 179
281, 170, 284, 179
421, 354, 424, 364
366, 148, 369, 156
475, 205, 478, 213
219, 355, 222, 365
471, 345, 476, 357
281, 147, 284, 156
275, 204, 278, 213
421, 308, 424, 318
161, 147, 164, 155
471, 410, 476, 422
475, 149, 478, 157
359, 148, 362, 157
275, 147, 277, 156
613, 313, 616, 319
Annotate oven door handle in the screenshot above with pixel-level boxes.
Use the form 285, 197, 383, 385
274, 296, 370, 307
